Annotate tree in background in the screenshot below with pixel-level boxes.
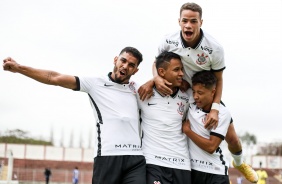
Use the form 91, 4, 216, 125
0, 129, 52, 145
239, 132, 257, 157
257, 142, 282, 156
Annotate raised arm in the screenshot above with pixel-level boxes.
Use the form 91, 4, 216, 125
3, 57, 77, 90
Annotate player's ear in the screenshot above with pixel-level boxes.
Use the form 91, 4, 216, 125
158, 68, 165, 77
113, 56, 118, 65
200, 19, 203, 27
211, 87, 216, 97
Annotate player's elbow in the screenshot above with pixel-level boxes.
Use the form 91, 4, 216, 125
205, 145, 218, 154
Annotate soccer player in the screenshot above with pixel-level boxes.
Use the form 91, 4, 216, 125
2, 47, 146, 184
182, 71, 230, 184
137, 51, 191, 184
138, 2, 258, 183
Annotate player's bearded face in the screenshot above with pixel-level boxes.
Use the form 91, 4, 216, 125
179, 10, 202, 47
112, 53, 139, 84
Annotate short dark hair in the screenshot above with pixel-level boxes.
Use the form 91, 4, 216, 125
119, 47, 143, 65
180, 2, 202, 19
192, 71, 217, 89
155, 51, 181, 70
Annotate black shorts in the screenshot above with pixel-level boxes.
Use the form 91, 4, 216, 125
146, 164, 191, 184
191, 169, 229, 184
92, 155, 146, 184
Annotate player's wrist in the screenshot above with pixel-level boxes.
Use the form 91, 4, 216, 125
211, 103, 220, 111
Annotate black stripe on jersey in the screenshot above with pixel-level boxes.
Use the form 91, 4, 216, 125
73, 76, 81, 91
210, 132, 225, 140
215, 147, 229, 175
211, 67, 226, 72
88, 94, 103, 156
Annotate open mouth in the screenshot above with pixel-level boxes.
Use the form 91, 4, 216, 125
184, 31, 193, 37
120, 70, 126, 76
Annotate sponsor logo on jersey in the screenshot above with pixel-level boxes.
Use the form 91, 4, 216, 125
166, 39, 179, 47
201, 45, 213, 54
191, 158, 214, 169
104, 83, 114, 87
196, 53, 209, 65
177, 102, 185, 115
178, 95, 189, 103
129, 81, 136, 94
155, 155, 185, 163
115, 144, 142, 151
148, 103, 157, 106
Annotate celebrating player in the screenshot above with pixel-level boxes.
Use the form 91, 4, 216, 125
138, 2, 258, 183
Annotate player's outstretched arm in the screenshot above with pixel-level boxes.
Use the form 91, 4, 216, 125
3, 57, 77, 90
182, 120, 222, 154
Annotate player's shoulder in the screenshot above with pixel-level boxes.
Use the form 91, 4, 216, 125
202, 30, 224, 50
162, 30, 181, 41
219, 103, 232, 119
78, 74, 102, 84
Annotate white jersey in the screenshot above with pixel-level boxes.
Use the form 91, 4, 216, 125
75, 73, 143, 158
187, 90, 231, 175
157, 29, 225, 85
137, 87, 191, 170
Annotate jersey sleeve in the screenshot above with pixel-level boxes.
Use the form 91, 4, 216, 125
211, 44, 226, 71
211, 107, 231, 138
156, 35, 170, 58
75, 76, 98, 93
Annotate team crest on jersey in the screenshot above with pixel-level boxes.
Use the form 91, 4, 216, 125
177, 102, 185, 115
129, 81, 136, 94
166, 39, 179, 47
196, 53, 209, 65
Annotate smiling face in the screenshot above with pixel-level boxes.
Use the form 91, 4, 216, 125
192, 83, 215, 111
111, 51, 139, 84
179, 9, 203, 48
159, 58, 184, 91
